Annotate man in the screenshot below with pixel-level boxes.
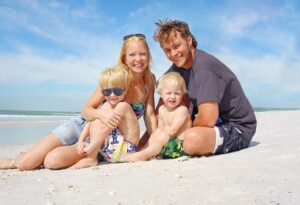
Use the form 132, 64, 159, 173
152, 19, 257, 156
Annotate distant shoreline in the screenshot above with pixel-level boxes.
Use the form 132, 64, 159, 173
0, 107, 299, 116
253, 107, 299, 112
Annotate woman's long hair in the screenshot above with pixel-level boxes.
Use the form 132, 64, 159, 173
117, 36, 154, 96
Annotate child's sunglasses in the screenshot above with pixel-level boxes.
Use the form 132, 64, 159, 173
102, 88, 125, 96
123, 33, 146, 41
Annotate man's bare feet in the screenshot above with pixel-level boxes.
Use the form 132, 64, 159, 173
0, 158, 16, 169
69, 158, 98, 169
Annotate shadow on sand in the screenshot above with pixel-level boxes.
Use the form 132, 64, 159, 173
249, 140, 260, 147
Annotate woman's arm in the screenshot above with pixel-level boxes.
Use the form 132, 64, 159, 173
81, 86, 121, 128
143, 78, 157, 136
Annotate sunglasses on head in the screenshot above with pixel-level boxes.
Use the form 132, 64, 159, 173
123, 33, 146, 41
102, 88, 125, 96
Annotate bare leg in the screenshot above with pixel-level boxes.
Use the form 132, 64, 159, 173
69, 147, 99, 169
0, 134, 62, 170
70, 120, 108, 169
0, 158, 16, 169
44, 144, 85, 169
183, 126, 216, 156
125, 131, 169, 162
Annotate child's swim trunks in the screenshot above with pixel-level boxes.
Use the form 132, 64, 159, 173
159, 137, 186, 159
100, 128, 137, 162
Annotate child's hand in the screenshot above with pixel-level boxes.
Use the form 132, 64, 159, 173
82, 145, 94, 156
77, 142, 85, 156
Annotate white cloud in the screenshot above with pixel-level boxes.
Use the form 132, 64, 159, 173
215, 47, 300, 96
0, 50, 117, 85
220, 13, 262, 35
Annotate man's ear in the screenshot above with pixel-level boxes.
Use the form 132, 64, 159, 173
187, 35, 193, 47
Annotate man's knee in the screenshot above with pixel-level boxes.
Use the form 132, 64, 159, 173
183, 128, 214, 156
183, 131, 201, 155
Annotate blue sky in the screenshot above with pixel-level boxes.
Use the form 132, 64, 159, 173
0, 0, 299, 112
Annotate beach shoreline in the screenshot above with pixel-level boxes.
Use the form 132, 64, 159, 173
1, 110, 300, 204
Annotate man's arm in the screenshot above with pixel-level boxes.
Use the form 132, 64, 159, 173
193, 101, 219, 128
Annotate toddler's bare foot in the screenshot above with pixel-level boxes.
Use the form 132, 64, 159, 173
0, 158, 16, 169
70, 158, 98, 169
124, 153, 147, 163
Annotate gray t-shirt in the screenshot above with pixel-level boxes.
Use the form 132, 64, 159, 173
168, 49, 256, 140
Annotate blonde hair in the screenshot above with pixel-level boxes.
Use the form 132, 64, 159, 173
117, 35, 154, 94
98, 66, 130, 90
153, 19, 197, 48
157, 72, 187, 95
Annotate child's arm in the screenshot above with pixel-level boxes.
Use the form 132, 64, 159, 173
77, 121, 91, 155
78, 121, 91, 142
163, 106, 191, 137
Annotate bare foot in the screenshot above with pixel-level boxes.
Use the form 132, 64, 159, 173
70, 158, 98, 169
124, 152, 148, 163
0, 158, 16, 169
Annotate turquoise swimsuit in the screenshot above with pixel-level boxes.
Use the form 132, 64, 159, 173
131, 103, 145, 119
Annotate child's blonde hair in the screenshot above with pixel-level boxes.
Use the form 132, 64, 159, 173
98, 66, 130, 90
157, 72, 187, 95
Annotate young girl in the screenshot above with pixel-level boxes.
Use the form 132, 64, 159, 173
126, 72, 192, 162
71, 67, 140, 169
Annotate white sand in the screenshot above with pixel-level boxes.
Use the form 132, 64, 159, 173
1, 110, 299, 205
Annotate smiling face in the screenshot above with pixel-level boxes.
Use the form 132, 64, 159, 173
124, 41, 149, 75
160, 83, 184, 110
157, 72, 187, 110
99, 67, 129, 107
160, 31, 194, 69
103, 86, 126, 107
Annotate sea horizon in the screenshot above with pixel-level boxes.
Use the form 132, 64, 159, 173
0, 107, 298, 145
1, 107, 299, 115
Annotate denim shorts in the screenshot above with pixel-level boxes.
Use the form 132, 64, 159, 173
214, 122, 251, 154
51, 116, 87, 146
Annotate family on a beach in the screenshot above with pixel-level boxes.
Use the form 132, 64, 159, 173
0, 19, 257, 170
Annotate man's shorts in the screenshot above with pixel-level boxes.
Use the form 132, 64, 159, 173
158, 137, 187, 159
214, 122, 251, 154
100, 128, 137, 162
51, 116, 87, 146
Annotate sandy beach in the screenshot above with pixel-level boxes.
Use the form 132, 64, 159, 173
0, 110, 299, 205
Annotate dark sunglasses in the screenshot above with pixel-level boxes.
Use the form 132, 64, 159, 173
102, 88, 125, 96
123, 33, 146, 41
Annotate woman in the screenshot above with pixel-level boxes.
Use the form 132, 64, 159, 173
0, 34, 157, 170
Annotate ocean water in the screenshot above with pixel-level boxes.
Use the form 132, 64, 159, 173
0, 110, 78, 145
0, 108, 298, 145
